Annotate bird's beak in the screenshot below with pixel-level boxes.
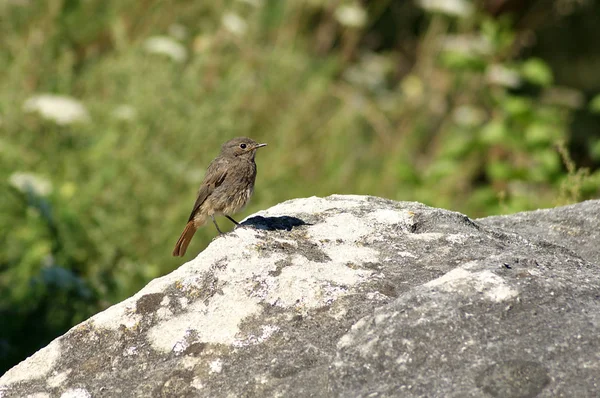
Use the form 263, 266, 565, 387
254, 143, 267, 149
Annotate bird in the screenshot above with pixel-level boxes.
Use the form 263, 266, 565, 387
172, 137, 267, 257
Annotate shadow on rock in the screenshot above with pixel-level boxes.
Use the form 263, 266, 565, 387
241, 215, 309, 231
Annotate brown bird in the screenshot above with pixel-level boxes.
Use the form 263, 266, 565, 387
172, 137, 267, 257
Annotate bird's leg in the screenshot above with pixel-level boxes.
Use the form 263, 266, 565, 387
211, 215, 224, 234
225, 215, 239, 226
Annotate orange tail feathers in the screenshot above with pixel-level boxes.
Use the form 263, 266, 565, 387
172, 221, 197, 257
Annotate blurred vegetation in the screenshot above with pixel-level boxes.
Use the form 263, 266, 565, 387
1, 0, 600, 374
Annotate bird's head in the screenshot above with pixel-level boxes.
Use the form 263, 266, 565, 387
221, 137, 267, 160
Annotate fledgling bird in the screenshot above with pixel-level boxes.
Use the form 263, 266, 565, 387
172, 137, 267, 257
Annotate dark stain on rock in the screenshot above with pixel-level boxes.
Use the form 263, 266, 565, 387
211, 257, 229, 271
269, 346, 320, 379
475, 360, 550, 398
156, 370, 194, 398
261, 239, 331, 263
270, 362, 302, 379
136, 293, 165, 314
362, 262, 383, 271
376, 282, 398, 298
198, 273, 219, 298
269, 259, 292, 276
410, 221, 419, 233
296, 241, 331, 262
516, 271, 534, 278
184, 342, 207, 356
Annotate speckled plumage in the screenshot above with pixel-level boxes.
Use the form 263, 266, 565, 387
172, 137, 267, 256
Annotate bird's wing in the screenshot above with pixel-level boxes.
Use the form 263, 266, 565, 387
187, 157, 229, 222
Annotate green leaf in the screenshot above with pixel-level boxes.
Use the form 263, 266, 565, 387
486, 160, 513, 180
521, 58, 553, 86
589, 94, 600, 114
503, 96, 531, 117
590, 139, 600, 160
525, 123, 560, 146
439, 51, 486, 72
480, 120, 507, 144
424, 159, 459, 181
529, 149, 561, 181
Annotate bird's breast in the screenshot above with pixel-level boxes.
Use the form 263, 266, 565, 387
211, 160, 257, 215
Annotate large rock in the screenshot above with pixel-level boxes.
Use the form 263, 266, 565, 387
1, 195, 599, 397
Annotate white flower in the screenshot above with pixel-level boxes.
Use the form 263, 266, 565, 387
23, 94, 90, 125
143, 36, 187, 63
168, 24, 188, 40
9, 172, 53, 196
452, 105, 486, 127
486, 64, 521, 88
112, 104, 137, 121
442, 34, 492, 55
334, 4, 367, 28
222, 13, 247, 36
418, 0, 474, 17
343, 53, 391, 90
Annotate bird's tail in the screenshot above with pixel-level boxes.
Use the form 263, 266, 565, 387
172, 221, 197, 257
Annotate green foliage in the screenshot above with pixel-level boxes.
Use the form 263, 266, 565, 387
590, 94, 600, 114
1, 0, 599, 373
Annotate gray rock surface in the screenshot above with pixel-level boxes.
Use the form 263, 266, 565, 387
1, 195, 599, 398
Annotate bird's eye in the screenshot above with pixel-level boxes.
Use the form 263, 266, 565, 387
240, 143, 247, 149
